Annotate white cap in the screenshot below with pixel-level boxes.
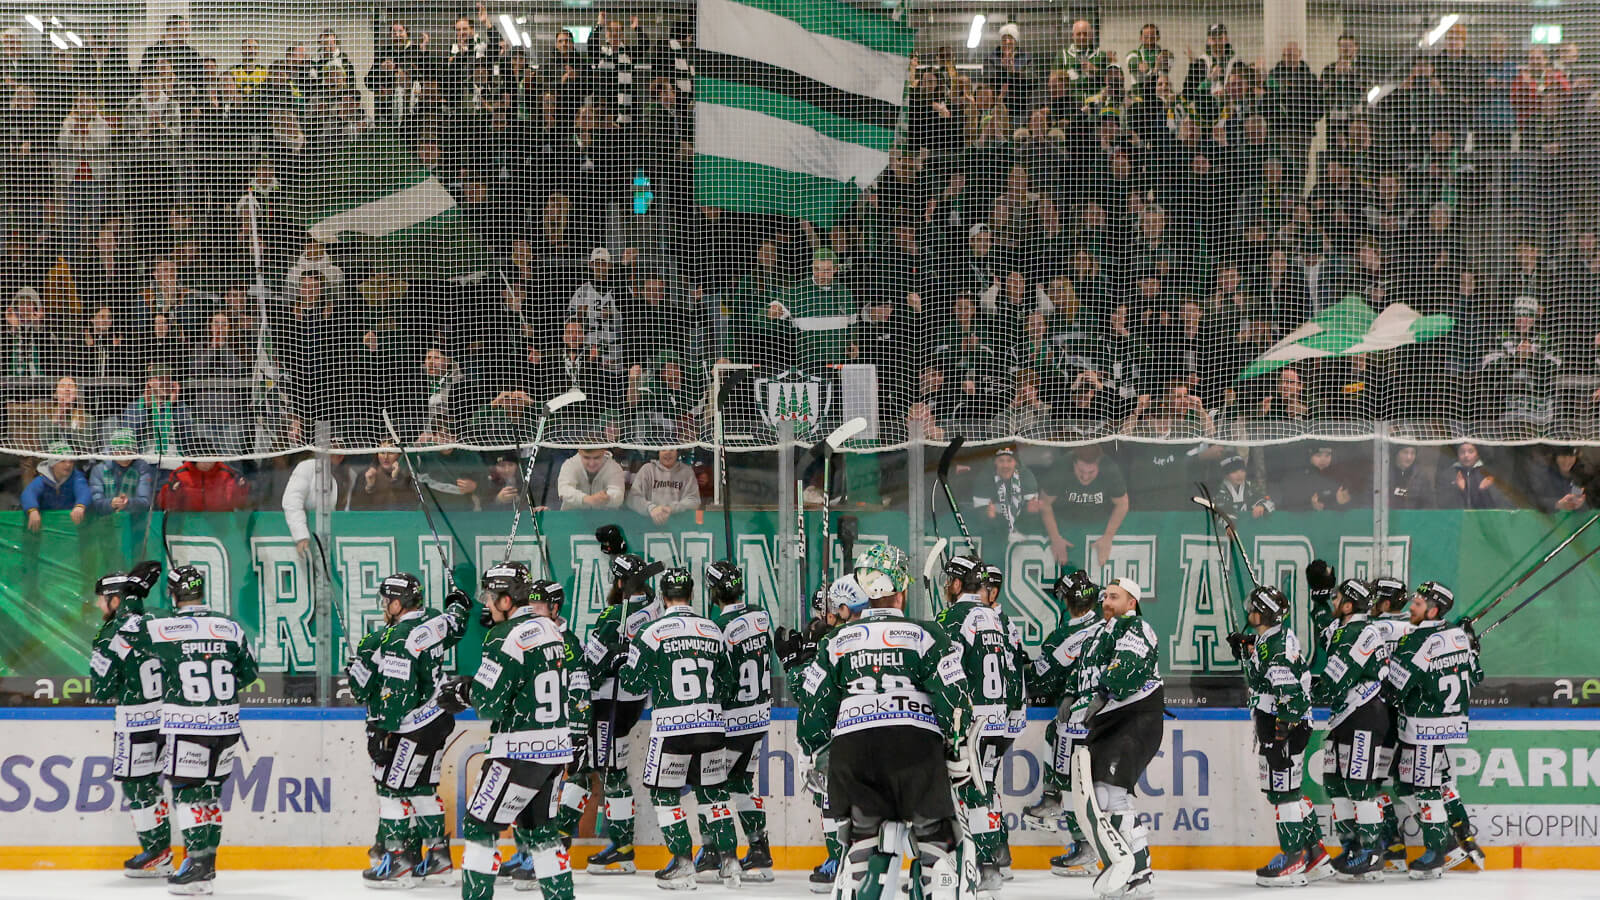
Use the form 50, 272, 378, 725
999, 23, 1022, 43
1111, 577, 1142, 603
589, 247, 612, 264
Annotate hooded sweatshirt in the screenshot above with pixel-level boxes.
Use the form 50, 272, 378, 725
22, 460, 91, 511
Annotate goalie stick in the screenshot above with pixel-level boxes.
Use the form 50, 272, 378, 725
501, 388, 586, 571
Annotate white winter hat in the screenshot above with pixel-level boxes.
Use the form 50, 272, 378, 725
999, 23, 1022, 43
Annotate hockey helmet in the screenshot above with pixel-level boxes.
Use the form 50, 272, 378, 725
1247, 584, 1290, 624
1337, 578, 1372, 614
943, 553, 985, 595
1051, 570, 1100, 615
1370, 576, 1406, 612
705, 560, 745, 605
660, 567, 694, 600
1415, 581, 1455, 617
529, 578, 567, 613
378, 572, 425, 608
853, 544, 909, 600
827, 574, 871, 615
482, 562, 534, 605
167, 565, 205, 606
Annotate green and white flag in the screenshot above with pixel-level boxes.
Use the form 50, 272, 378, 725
1239, 295, 1455, 380
302, 136, 486, 280
695, 0, 913, 226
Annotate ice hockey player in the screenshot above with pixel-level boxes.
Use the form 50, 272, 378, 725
618, 567, 741, 890
437, 564, 583, 900
506, 579, 592, 890
574, 552, 665, 874
354, 572, 472, 887
934, 554, 1014, 895
697, 560, 776, 883
979, 562, 1025, 882
1366, 575, 1414, 871
1383, 582, 1484, 879
124, 565, 260, 895
1071, 578, 1163, 899
777, 572, 871, 893
1309, 578, 1390, 879
87, 561, 170, 878
795, 543, 979, 900
1233, 584, 1332, 888
1021, 571, 1103, 877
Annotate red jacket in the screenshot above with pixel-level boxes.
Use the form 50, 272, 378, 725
157, 461, 249, 512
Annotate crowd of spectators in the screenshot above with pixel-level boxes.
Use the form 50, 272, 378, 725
0, 10, 1597, 495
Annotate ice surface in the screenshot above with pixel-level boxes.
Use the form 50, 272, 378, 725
0, 868, 1594, 900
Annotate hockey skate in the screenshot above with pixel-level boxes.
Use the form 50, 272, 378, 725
1332, 846, 1384, 882
416, 844, 456, 885
362, 848, 419, 890
511, 856, 539, 892
994, 844, 1014, 882
977, 863, 1003, 898
1383, 840, 1409, 873
1122, 871, 1155, 898
1049, 841, 1097, 877
500, 849, 529, 880
656, 854, 698, 891
1255, 850, 1311, 888
809, 857, 838, 894
368, 842, 385, 868
740, 837, 776, 883
1301, 843, 1335, 883
1022, 791, 1065, 829
1408, 846, 1468, 880
1453, 823, 1487, 870
694, 846, 724, 884
719, 854, 743, 889
168, 853, 217, 895
588, 843, 638, 875
124, 847, 174, 879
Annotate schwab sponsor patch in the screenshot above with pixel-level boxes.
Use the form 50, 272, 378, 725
475, 658, 504, 689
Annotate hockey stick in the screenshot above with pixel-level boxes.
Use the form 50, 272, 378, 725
309, 532, 356, 655
936, 437, 973, 544
381, 410, 460, 593
1480, 540, 1600, 638
1191, 487, 1260, 588
796, 469, 808, 629
502, 389, 586, 568
838, 515, 860, 572
922, 537, 948, 615
810, 418, 868, 593
1192, 483, 1246, 621
715, 370, 750, 564
1468, 510, 1600, 625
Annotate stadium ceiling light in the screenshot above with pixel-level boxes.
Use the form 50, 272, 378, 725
966, 14, 985, 50
499, 13, 521, 47
23, 14, 42, 33
1422, 14, 1459, 48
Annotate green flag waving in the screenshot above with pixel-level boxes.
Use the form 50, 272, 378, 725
1238, 295, 1455, 380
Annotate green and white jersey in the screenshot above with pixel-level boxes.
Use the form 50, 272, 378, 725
795, 608, 972, 756
369, 599, 470, 734
712, 602, 774, 737
1031, 609, 1102, 705
998, 609, 1029, 736
473, 608, 578, 764
131, 608, 260, 736
586, 596, 662, 702
1370, 611, 1415, 662
1077, 613, 1163, 714
1312, 614, 1387, 727
1243, 624, 1311, 723
557, 619, 592, 728
1384, 619, 1483, 745
89, 611, 163, 732
620, 605, 735, 737
345, 628, 385, 712
935, 596, 1014, 738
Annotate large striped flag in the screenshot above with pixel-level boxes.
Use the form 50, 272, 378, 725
303, 136, 487, 280
695, 0, 913, 226
1238, 295, 1454, 380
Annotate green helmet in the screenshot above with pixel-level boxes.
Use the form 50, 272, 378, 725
853, 543, 910, 600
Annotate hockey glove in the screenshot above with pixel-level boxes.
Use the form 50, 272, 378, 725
775, 626, 820, 671
1272, 716, 1292, 743
801, 757, 828, 796
1226, 630, 1256, 661
1083, 690, 1108, 722
437, 675, 474, 714
1460, 617, 1481, 656
445, 588, 471, 614
1306, 559, 1336, 608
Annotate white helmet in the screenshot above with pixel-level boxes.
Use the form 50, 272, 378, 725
828, 573, 871, 614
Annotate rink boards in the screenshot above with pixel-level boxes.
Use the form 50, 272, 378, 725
0, 707, 1596, 870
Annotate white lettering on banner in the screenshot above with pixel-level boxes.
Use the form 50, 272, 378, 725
336, 537, 395, 644
1170, 536, 1239, 672
1255, 537, 1313, 646
169, 537, 232, 615
1335, 537, 1410, 587
252, 538, 315, 670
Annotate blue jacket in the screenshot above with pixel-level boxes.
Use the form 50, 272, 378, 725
21, 464, 91, 512
89, 459, 156, 515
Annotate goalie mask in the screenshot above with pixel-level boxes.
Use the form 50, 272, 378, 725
853, 544, 909, 600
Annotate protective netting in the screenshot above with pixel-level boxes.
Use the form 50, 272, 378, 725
0, 3, 1596, 469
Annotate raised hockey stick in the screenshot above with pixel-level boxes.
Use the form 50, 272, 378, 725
1480, 540, 1600, 638
502, 389, 586, 569
1191, 486, 1260, 588
715, 370, 750, 563
810, 418, 868, 592
381, 410, 460, 593
936, 437, 973, 544
838, 515, 860, 571
1468, 510, 1600, 626
922, 537, 948, 614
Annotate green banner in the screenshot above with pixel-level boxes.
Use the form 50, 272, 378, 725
4, 508, 1597, 701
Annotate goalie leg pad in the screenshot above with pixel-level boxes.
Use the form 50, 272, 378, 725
1071, 747, 1134, 895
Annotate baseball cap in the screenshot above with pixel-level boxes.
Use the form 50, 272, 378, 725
995, 446, 1016, 457
1513, 295, 1540, 317
1208, 23, 1228, 36
1112, 577, 1142, 603
589, 247, 612, 264
1221, 454, 1246, 473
